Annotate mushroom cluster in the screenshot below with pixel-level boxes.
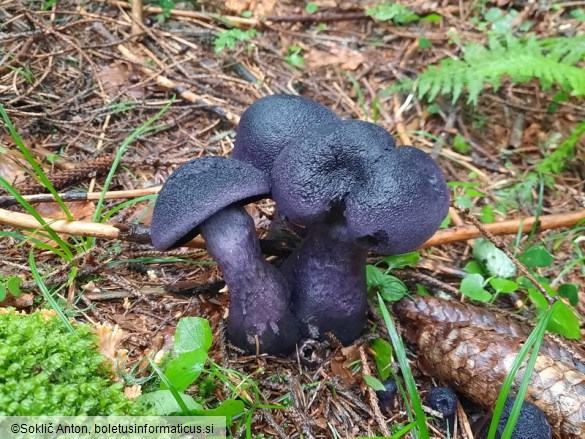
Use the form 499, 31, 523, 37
151, 94, 449, 355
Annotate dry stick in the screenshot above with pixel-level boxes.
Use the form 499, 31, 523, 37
0, 187, 161, 207
1, 207, 584, 255
358, 345, 390, 437
131, 0, 143, 37
450, 203, 557, 304
107, 1, 257, 26
115, 44, 239, 125
0, 208, 206, 248
420, 209, 585, 249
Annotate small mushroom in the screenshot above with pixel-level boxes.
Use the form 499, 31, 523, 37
476, 397, 552, 439
376, 379, 398, 416
427, 386, 457, 433
232, 94, 341, 175
150, 157, 299, 354
271, 121, 449, 343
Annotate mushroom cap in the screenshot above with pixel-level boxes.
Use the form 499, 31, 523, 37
427, 387, 457, 419
494, 398, 552, 439
376, 379, 398, 415
232, 94, 341, 174
271, 121, 449, 254
150, 156, 270, 251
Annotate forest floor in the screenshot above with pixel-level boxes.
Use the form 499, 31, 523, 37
1, 0, 585, 437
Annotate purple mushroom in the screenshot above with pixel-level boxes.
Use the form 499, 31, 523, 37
428, 386, 457, 433
150, 157, 299, 354
376, 379, 398, 416
232, 94, 341, 175
271, 121, 449, 343
476, 398, 552, 439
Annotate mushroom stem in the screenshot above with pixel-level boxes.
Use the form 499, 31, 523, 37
198, 205, 299, 354
280, 217, 368, 344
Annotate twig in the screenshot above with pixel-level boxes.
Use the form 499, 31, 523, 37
115, 44, 239, 125
267, 11, 367, 24
420, 209, 585, 249
131, 0, 143, 37
0, 187, 161, 208
451, 203, 555, 303
2, 207, 584, 256
359, 345, 390, 437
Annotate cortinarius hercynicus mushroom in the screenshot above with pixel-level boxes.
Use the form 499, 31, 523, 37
150, 157, 299, 354
428, 386, 457, 433
477, 398, 552, 439
270, 120, 449, 342
232, 94, 341, 175
152, 94, 448, 355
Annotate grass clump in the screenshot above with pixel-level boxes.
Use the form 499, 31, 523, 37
0, 309, 139, 416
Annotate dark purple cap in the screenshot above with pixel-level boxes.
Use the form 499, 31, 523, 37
271, 121, 449, 254
232, 94, 341, 174
150, 157, 270, 250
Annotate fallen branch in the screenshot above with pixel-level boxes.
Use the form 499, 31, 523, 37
0, 187, 161, 208
1, 207, 584, 253
420, 210, 585, 248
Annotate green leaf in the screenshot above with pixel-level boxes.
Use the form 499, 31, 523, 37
0, 284, 6, 302
192, 399, 245, 421
418, 37, 431, 49
162, 349, 208, 391
463, 260, 485, 275
460, 274, 492, 302
383, 251, 420, 270
305, 2, 318, 14
366, 266, 409, 302
137, 390, 202, 415
371, 338, 393, 380
174, 317, 212, 355
473, 239, 517, 278
481, 205, 496, 223
558, 284, 579, 306
570, 8, 585, 21
6, 276, 22, 297
519, 245, 554, 268
528, 289, 548, 317
547, 301, 581, 339
364, 374, 386, 392
422, 13, 442, 23
452, 134, 471, 154
489, 278, 518, 294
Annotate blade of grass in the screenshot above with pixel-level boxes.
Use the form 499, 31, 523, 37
486, 301, 558, 439
91, 98, 175, 227
0, 230, 70, 260
0, 104, 73, 221
378, 293, 430, 439
29, 249, 75, 333
148, 358, 190, 415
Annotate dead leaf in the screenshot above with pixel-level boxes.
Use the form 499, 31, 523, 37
36, 201, 95, 222
95, 323, 126, 363
224, 0, 275, 17
0, 293, 34, 308
124, 385, 142, 400
0, 147, 28, 186
97, 63, 145, 99
305, 47, 365, 71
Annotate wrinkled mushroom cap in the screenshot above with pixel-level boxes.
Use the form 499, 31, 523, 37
271, 121, 449, 254
151, 157, 270, 250
232, 94, 341, 174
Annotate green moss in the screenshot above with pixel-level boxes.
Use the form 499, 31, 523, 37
0, 310, 140, 415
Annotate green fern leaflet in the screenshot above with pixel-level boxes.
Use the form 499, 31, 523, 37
414, 35, 585, 104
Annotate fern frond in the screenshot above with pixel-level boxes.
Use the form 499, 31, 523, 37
414, 34, 585, 105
